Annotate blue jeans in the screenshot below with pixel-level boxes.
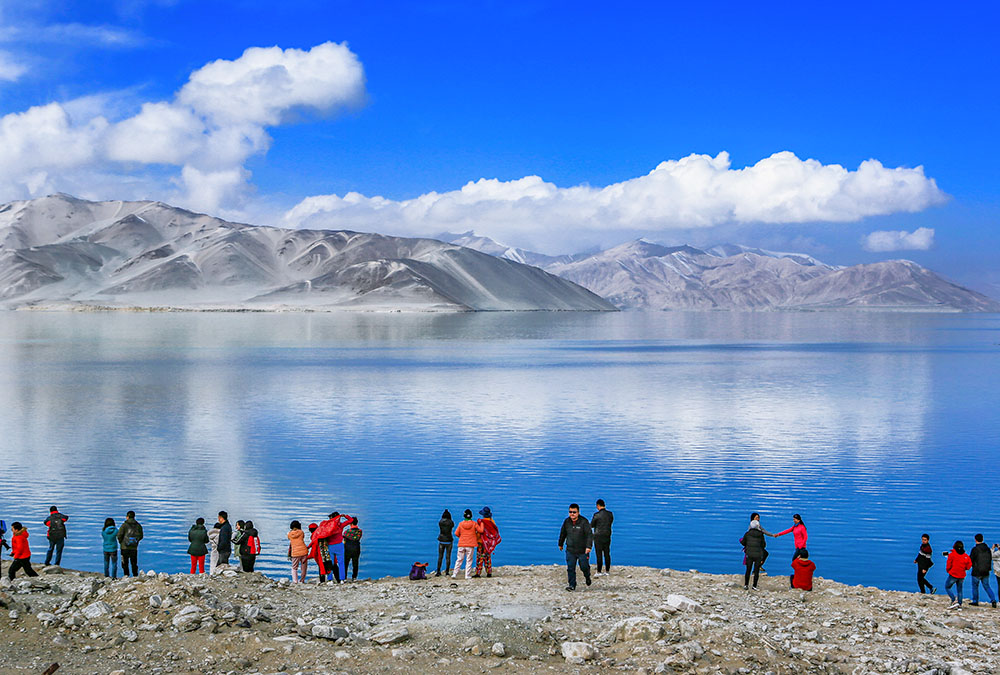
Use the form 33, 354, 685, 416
945, 575, 964, 604
565, 551, 591, 589
971, 575, 996, 603
44, 538, 64, 566
103, 551, 118, 579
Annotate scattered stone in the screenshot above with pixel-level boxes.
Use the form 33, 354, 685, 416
561, 641, 597, 663
608, 617, 665, 642
491, 642, 505, 657
148, 594, 162, 608
665, 594, 701, 612
41, 566, 64, 575
370, 625, 410, 645
81, 601, 112, 620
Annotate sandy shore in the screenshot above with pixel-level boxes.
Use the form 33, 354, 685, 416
0, 561, 995, 674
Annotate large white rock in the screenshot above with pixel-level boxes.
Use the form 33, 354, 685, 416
666, 594, 701, 612
561, 641, 597, 664
82, 601, 113, 619
608, 616, 665, 642
371, 626, 410, 645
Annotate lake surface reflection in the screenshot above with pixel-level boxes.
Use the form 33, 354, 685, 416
1, 310, 997, 591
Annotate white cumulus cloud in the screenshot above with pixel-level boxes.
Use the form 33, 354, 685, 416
283, 152, 948, 251
862, 227, 935, 252
0, 41, 365, 213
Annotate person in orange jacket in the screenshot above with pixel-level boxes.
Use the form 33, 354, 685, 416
8, 522, 39, 579
944, 540, 973, 609
452, 509, 483, 580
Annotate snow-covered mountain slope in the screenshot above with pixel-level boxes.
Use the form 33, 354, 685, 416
0, 195, 615, 311
545, 240, 1000, 311
437, 231, 577, 268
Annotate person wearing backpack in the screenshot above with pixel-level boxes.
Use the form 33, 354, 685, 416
8, 522, 38, 579
343, 517, 362, 581
117, 511, 144, 577
101, 518, 118, 579
216, 511, 233, 566
239, 520, 261, 572
43, 506, 68, 567
436, 510, 454, 577
188, 517, 209, 574
969, 533, 997, 607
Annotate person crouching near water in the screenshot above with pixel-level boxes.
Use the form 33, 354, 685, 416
915, 533, 936, 594
474, 507, 500, 578
8, 522, 38, 579
101, 518, 118, 579
453, 509, 482, 580
790, 549, 816, 590
288, 521, 310, 583
740, 519, 766, 591
944, 540, 972, 610
187, 517, 209, 574
308, 523, 333, 583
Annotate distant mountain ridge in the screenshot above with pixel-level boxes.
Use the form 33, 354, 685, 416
0, 195, 614, 311
442, 233, 1000, 312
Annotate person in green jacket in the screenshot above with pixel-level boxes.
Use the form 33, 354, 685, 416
188, 517, 209, 574
101, 518, 118, 579
117, 511, 144, 577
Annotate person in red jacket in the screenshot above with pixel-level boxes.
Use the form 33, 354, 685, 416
790, 549, 816, 590
775, 514, 808, 560
8, 522, 39, 579
944, 540, 973, 609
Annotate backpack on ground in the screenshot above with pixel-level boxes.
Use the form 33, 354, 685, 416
47, 515, 66, 539
409, 562, 429, 580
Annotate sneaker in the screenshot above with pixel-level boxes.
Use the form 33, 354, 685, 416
930, 586, 937, 594
472, 574, 481, 578
948, 602, 960, 609
744, 585, 749, 590
971, 602, 980, 606
751, 585, 759, 591
565, 585, 575, 592
585, 575, 592, 586
993, 602, 997, 608
435, 572, 441, 577
486, 573, 492, 578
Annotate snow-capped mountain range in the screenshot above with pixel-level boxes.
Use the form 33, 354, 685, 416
440, 234, 1000, 312
0, 195, 614, 311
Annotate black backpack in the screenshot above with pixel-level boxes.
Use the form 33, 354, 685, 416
48, 514, 66, 539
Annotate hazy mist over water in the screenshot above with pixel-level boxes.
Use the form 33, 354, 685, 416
1, 310, 997, 591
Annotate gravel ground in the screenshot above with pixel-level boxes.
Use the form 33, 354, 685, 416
0, 560, 996, 674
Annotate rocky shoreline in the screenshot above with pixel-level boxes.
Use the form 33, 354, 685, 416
0, 561, 995, 674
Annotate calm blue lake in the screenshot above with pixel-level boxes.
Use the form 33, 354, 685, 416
1, 310, 998, 592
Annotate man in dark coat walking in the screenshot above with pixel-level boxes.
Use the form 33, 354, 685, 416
558, 503, 593, 591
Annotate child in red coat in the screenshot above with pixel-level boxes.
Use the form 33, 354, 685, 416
8, 522, 39, 579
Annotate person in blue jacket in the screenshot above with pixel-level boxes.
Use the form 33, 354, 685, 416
101, 518, 118, 579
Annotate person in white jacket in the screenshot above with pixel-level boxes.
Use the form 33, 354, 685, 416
207, 523, 221, 575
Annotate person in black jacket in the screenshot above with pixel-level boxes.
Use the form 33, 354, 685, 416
741, 519, 766, 590
591, 499, 614, 576
216, 511, 233, 566
914, 533, 936, 594
558, 503, 592, 591
239, 520, 259, 572
43, 506, 69, 567
969, 533, 997, 607
436, 509, 454, 577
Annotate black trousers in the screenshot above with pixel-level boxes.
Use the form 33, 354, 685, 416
217, 551, 231, 566
8, 558, 38, 579
917, 566, 933, 593
436, 542, 453, 574
344, 543, 360, 579
744, 558, 762, 587
593, 535, 611, 572
121, 549, 139, 576
241, 554, 256, 572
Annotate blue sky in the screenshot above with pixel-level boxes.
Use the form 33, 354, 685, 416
1, 1, 997, 291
